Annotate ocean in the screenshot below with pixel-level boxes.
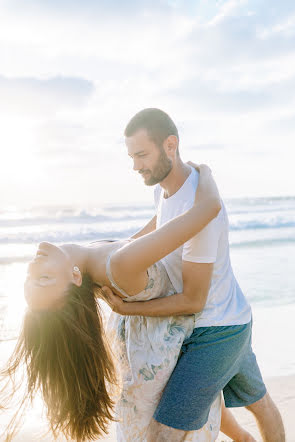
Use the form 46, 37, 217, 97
0, 196, 295, 379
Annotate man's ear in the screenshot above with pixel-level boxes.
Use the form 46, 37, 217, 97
164, 135, 178, 158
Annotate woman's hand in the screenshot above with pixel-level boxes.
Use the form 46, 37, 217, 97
187, 161, 201, 173
187, 161, 220, 209
100, 286, 128, 315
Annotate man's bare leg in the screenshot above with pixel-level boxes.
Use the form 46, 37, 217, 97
246, 392, 285, 442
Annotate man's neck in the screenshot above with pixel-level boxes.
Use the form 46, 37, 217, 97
160, 159, 191, 198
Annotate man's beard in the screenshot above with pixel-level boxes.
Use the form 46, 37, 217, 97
140, 148, 172, 186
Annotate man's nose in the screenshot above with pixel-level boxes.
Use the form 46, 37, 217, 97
133, 158, 143, 171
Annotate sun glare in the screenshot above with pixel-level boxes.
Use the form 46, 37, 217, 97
1, 263, 27, 336
0, 117, 40, 188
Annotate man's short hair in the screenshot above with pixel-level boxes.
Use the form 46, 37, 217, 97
124, 108, 179, 153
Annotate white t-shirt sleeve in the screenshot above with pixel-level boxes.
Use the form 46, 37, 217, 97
182, 211, 222, 263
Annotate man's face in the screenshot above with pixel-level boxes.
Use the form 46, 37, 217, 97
125, 129, 172, 186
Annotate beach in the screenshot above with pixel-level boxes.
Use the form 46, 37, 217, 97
0, 197, 294, 441
1, 307, 295, 441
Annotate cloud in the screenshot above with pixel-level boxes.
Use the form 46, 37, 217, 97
0, 0, 294, 206
184, 2, 295, 70
164, 74, 295, 116
263, 114, 295, 137
0, 75, 95, 116
144, 0, 295, 120
1, 0, 193, 19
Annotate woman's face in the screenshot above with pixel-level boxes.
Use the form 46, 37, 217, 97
24, 242, 74, 310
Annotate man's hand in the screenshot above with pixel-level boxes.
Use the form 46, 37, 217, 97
99, 260, 212, 316
101, 286, 128, 315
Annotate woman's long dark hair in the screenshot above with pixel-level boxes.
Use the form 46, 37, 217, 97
1, 274, 118, 441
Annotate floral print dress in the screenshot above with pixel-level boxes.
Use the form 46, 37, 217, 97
107, 256, 221, 442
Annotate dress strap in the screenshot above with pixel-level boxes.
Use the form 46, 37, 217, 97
106, 251, 131, 298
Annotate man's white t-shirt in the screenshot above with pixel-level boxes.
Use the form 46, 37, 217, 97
154, 166, 252, 328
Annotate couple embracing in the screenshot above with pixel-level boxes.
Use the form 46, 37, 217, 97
2, 109, 284, 441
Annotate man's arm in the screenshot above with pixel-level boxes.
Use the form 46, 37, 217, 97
102, 260, 213, 316
131, 215, 157, 239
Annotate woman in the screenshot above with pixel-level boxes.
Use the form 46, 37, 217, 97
1, 165, 252, 442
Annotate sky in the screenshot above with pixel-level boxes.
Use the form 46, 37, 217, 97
0, 0, 294, 208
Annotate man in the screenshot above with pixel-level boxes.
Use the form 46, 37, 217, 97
109, 108, 285, 441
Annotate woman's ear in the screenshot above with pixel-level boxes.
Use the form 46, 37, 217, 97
72, 266, 82, 287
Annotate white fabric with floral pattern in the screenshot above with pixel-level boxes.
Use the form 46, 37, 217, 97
107, 259, 221, 441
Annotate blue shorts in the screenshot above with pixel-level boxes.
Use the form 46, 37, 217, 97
153, 321, 266, 431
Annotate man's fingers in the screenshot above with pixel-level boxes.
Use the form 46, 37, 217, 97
100, 286, 119, 307
101, 285, 114, 299
101, 285, 124, 311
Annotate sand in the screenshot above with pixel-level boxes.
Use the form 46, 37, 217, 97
3, 375, 295, 441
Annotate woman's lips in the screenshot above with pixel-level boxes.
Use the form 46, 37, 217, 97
36, 249, 47, 257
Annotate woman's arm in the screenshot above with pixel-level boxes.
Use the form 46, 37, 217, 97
111, 165, 221, 278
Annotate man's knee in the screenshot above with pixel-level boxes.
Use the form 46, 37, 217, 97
246, 392, 285, 442
246, 392, 275, 416
246, 392, 284, 430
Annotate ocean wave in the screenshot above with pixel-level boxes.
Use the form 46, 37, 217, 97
225, 195, 295, 206
226, 206, 295, 216
230, 218, 295, 231
0, 217, 294, 244
1, 196, 294, 224
0, 196, 294, 248
0, 211, 154, 227
1, 210, 294, 231
230, 237, 295, 248
0, 228, 135, 245
0, 233, 293, 265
